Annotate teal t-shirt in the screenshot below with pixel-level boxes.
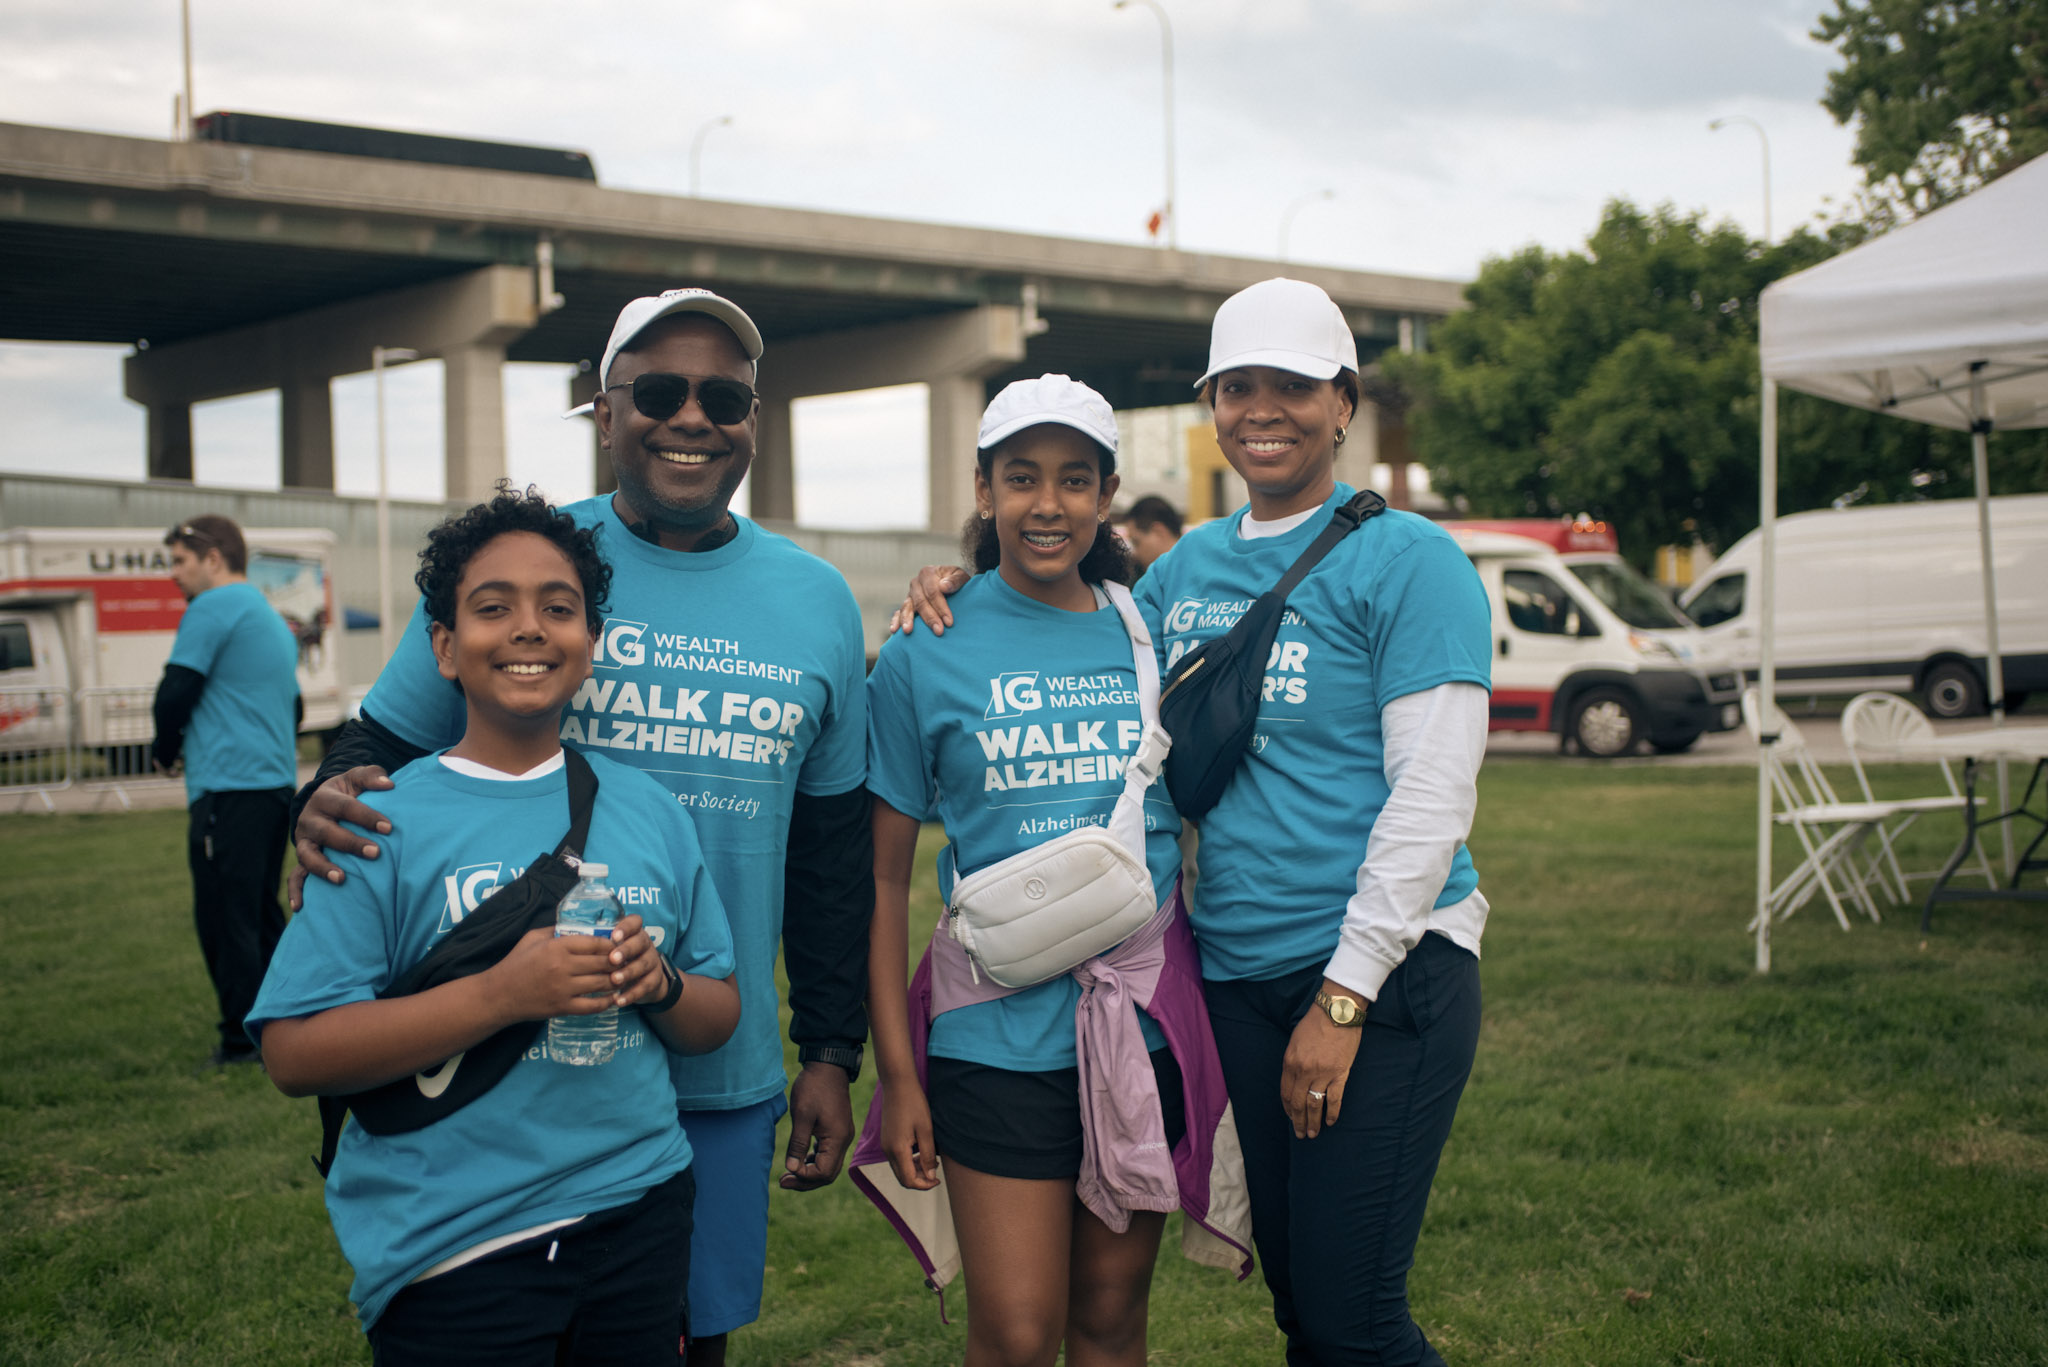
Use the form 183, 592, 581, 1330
246, 751, 735, 1332
866, 572, 1179, 1070
165, 580, 299, 800
359, 498, 868, 1109
1134, 486, 1492, 981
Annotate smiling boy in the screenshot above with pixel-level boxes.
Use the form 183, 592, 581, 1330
250, 488, 740, 1365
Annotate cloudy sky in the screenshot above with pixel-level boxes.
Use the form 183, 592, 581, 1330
0, 0, 1865, 521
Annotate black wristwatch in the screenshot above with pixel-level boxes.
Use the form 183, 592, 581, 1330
798, 1044, 864, 1083
647, 957, 685, 1013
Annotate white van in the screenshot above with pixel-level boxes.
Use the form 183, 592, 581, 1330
1450, 529, 1741, 756
1678, 494, 2048, 718
0, 526, 344, 760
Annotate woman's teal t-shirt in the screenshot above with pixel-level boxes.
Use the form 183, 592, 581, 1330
866, 573, 1181, 1070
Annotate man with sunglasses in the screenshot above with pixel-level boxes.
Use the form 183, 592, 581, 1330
290, 290, 872, 1365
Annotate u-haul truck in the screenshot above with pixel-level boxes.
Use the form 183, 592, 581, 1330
0, 527, 343, 758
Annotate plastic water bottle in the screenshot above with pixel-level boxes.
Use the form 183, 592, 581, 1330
549, 862, 620, 1066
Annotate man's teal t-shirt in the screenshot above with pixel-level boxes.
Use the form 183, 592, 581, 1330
165, 580, 299, 800
1134, 485, 1493, 982
359, 499, 868, 1109
246, 750, 735, 1332
866, 572, 1180, 1070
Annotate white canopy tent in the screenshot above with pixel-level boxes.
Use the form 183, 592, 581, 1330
1752, 151, 2048, 970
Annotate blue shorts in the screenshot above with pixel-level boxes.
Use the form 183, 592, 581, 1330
680, 1093, 787, 1339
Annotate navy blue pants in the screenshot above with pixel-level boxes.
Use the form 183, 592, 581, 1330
370, 1167, 695, 1366
187, 786, 291, 1056
1204, 932, 1480, 1366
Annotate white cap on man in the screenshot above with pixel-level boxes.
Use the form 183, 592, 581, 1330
977, 374, 1121, 459
1195, 277, 1359, 388
564, 287, 764, 417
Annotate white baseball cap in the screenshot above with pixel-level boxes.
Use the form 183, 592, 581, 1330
977, 374, 1119, 463
1194, 277, 1359, 388
564, 287, 765, 417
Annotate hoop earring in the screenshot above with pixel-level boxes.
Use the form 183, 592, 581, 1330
979, 511, 991, 521
1334, 427, 1347, 446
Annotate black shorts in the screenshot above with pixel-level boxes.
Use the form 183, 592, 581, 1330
928, 1048, 1187, 1181
369, 1167, 694, 1367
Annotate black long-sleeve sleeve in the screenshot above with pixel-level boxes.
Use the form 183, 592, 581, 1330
780, 785, 873, 1057
151, 663, 206, 771
289, 708, 432, 840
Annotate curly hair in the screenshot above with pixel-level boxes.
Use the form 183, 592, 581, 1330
415, 483, 613, 636
960, 436, 1132, 586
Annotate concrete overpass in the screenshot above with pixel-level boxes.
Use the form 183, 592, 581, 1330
0, 119, 1465, 530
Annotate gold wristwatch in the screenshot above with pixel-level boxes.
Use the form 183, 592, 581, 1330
1315, 989, 1364, 1026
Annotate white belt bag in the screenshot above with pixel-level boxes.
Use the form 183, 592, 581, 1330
948, 583, 1172, 989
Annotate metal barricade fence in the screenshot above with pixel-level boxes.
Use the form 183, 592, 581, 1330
0, 684, 78, 812
76, 686, 183, 811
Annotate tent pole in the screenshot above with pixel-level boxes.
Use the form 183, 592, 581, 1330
1756, 377, 1778, 973
1968, 366, 2012, 875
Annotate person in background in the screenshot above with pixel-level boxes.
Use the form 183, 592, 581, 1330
1118, 494, 1183, 576
152, 514, 301, 1068
289, 289, 872, 1366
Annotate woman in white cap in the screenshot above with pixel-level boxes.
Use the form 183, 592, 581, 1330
896, 281, 1492, 1365
854, 374, 1251, 1367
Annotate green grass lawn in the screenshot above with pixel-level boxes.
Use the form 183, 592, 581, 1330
2, 762, 2044, 1365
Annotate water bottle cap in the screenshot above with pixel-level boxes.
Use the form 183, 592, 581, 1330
578, 862, 608, 878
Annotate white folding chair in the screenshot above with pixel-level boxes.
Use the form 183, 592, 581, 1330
1743, 689, 1899, 929
1840, 692, 1998, 896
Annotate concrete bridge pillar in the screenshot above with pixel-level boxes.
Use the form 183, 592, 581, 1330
280, 377, 335, 489
753, 305, 1026, 532
125, 265, 540, 499
440, 343, 508, 502
568, 370, 612, 497
147, 402, 193, 481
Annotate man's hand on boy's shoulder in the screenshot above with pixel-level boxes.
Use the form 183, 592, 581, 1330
289, 765, 396, 910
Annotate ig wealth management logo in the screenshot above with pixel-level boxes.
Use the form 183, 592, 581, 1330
1164, 599, 1204, 634
983, 672, 1043, 720
592, 618, 648, 670
438, 862, 505, 933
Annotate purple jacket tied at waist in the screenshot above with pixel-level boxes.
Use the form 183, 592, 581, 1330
851, 886, 1253, 1296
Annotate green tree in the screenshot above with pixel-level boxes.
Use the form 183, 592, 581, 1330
1816, 0, 2048, 223
1385, 202, 2046, 566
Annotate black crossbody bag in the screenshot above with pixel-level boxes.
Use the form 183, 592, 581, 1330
311, 749, 599, 1177
1156, 490, 1388, 818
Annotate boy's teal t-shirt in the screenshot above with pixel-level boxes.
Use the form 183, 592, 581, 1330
1134, 485, 1493, 982
247, 751, 735, 1332
359, 498, 868, 1110
164, 580, 300, 799
866, 572, 1180, 1070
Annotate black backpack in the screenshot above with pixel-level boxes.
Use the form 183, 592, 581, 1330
1156, 491, 1387, 819
312, 749, 599, 1177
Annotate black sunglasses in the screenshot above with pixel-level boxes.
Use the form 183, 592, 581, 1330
608, 372, 755, 426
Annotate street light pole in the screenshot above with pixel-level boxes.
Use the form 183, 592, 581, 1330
179, 0, 195, 139
1114, 0, 1177, 250
1278, 189, 1336, 261
371, 346, 420, 662
1709, 115, 1772, 243
689, 116, 733, 197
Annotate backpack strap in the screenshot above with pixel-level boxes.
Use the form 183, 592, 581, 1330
311, 748, 601, 1179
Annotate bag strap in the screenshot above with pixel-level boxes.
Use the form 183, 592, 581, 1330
1099, 582, 1169, 866
556, 747, 598, 862
1265, 489, 1388, 607
311, 746, 600, 1179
